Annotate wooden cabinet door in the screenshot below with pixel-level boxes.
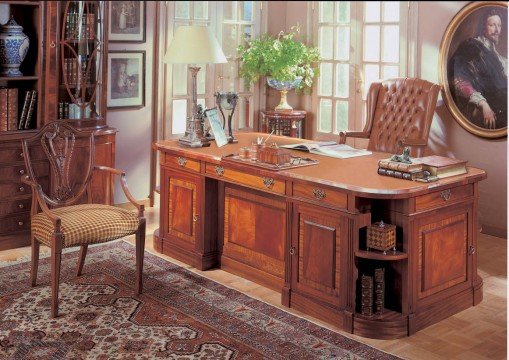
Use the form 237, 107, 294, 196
291, 202, 349, 308
162, 168, 202, 252
415, 203, 473, 304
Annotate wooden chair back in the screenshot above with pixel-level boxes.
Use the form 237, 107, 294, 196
22, 121, 95, 208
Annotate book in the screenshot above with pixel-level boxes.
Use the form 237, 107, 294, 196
377, 167, 424, 181
18, 90, 31, 129
0, 88, 7, 132
378, 157, 425, 172
419, 155, 467, 178
374, 268, 385, 315
7, 88, 18, 131
361, 274, 373, 316
24, 90, 37, 129
281, 141, 372, 159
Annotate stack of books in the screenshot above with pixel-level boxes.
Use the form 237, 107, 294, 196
378, 155, 468, 181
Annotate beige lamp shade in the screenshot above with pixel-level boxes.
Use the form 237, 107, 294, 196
163, 26, 227, 64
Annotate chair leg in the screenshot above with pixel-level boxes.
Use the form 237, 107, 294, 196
135, 219, 146, 295
76, 245, 88, 276
51, 234, 64, 318
31, 235, 40, 287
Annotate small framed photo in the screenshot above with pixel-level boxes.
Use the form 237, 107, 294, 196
205, 108, 228, 147
108, 1, 146, 43
107, 51, 145, 110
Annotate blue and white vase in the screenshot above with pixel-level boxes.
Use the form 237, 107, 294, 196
0, 16, 30, 77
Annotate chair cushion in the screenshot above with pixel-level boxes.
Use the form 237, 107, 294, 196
32, 204, 140, 248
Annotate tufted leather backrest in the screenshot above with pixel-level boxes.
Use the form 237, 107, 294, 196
366, 78, 439, 157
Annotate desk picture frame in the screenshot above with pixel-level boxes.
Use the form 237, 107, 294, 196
205, 108, 228, 147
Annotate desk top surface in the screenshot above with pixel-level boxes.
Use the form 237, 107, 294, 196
155, 133, 486, 198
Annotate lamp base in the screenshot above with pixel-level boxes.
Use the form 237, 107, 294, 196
179, 133, 211, 148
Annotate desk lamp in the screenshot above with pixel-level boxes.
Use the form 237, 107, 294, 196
163, 26, 227, 147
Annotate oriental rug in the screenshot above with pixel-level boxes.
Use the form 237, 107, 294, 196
0, 241, 400, 359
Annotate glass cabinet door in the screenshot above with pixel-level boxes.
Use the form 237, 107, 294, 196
58, 1, 105, 128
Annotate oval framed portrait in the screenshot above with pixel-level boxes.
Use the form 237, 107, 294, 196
440, 1, 508, 138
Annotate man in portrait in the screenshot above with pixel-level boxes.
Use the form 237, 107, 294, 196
448, 8, 507, 130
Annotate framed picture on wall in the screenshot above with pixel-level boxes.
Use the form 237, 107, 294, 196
108, 1, 146, 43
439, 1, 507, 139
107, 51, 145, 110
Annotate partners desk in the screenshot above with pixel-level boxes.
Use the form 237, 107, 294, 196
154, 133, 486, 339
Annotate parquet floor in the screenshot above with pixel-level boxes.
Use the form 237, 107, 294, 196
1, 204, 506, 360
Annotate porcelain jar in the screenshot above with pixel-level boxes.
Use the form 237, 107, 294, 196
0, 16, 30, 76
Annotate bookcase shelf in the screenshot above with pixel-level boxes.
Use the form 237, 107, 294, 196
0, 76, 39, 81
1, 1, 40, 5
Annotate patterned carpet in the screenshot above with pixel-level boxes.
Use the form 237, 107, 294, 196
0, 241, 400, 359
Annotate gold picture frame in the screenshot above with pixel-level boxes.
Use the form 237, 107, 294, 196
439, 1, 507, 138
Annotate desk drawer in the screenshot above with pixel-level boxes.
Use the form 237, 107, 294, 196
415, 184, 473, 211
205, 163, 285, 195
293, 182, 347, 209
0, 177, 49, 200
0, 198, 32, 217
0, 146, 46, 164
0, 161, 49, 182
163, 154, 201, 173
0, 212, 30, 234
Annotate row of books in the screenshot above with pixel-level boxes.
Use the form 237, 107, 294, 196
58, 101, 92, 120
65, 11, 95, 40
361, 268, 385, 316
63, 57, 91, 86
377, 155, 468, 182
0, 89, 37, 132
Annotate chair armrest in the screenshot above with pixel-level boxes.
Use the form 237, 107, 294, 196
21, 175, 62, 229
338, 131, 370, 144
94, 165, 145, 217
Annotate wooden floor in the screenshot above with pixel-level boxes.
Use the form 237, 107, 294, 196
0, 203, 506, 360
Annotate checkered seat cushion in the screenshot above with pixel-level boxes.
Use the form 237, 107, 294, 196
32, 204, 140, 248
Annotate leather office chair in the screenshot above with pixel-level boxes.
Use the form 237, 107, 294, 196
339, 78, 440, 157
21, 121, 146, 318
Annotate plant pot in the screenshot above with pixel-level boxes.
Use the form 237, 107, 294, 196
0, 16, 29, 77
267, 77, 302, 111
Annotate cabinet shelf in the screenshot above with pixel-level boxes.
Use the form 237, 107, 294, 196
1, 1, 40, 6
0, 76, 38, 81
355, 249, 407, 260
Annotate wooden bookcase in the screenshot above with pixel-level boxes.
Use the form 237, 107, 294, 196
0, 1, 115, 251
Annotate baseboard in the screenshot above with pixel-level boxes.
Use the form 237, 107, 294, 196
115, 198, 151, 210
480, 224, 507, 239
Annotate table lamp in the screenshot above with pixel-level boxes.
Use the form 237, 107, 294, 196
163, 26, 227, 147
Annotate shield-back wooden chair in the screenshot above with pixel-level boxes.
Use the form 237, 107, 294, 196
21, 121, 146, 318
339, 77, 440, 157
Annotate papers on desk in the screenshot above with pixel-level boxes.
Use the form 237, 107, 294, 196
280, 142, 372, 159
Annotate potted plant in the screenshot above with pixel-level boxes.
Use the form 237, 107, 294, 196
237, 25, 320, 111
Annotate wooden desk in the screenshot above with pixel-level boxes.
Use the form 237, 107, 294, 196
154, 133, 486, 339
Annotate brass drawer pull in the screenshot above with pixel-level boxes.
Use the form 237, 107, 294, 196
262, 177, 274, 189
215, 166, 224, 176
19, 169, 25, 175
289, 247, 295, 255
313, 188, 326, 200
440, 189, 451, 201
18, 221, 24, 226
193, 215, 199, 222
177, 157, 187, 167
469, 245, 475, 255
19, 186, 25, 192
19, 152, 24, 158
18, 203, 24, 209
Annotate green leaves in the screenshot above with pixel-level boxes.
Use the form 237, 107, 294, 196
237, 26, 321, 93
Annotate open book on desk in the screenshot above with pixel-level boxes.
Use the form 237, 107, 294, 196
280, 141, 372, 159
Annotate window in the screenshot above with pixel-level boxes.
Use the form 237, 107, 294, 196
162, 1, 263, 139
313, 1, 412, 139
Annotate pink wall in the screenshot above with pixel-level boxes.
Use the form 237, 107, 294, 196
266, 1, 507, 236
